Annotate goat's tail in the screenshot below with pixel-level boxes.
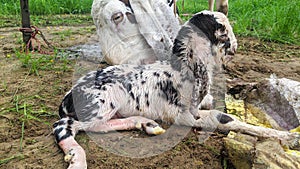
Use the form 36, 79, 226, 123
53, 117, 87, 169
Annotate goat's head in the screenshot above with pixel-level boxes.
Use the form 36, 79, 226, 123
92, 0, 136, 31
188, 10, 237, 64
91, 0, 157, 65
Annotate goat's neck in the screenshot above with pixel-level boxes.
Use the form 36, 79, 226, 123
171, 33, 215, 115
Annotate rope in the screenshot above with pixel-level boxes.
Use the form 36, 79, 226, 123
19, 26, 55, 54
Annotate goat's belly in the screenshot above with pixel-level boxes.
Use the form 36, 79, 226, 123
118, 104, 181, 124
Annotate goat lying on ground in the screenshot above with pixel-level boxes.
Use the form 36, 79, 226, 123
92, 0, 180, 65
53, 11, 299, 169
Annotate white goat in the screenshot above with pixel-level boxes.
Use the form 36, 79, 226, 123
53, 11, 298, 169
91, 0, 180, 65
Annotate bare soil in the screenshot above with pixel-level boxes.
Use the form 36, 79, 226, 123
0, 24, 299, 169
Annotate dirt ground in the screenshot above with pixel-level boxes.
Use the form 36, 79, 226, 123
0, 23, 299, 169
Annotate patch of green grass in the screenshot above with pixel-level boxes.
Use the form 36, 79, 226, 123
177, 0, 299, 45
0, 95, 58, 124
229, 0, 299, 45
0, 0, 93, 15
0, 95, 58, 155
0, 14, 93, 27
15, 50, 73, 76
0, 154, 24, 165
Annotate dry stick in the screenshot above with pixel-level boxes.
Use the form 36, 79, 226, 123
11, 67, 31, 102
20, 102, 27, 152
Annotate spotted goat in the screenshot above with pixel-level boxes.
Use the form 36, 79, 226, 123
53, 11, 299, 169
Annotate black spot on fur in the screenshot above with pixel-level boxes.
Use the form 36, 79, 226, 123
153, 72, 160, 77
163, 71, 172, 78
100, 99, 105, 103
54, 127, 63, 141
59, 92, 78, 120
188, 49, 193, 59
172, 38, 187, 58
189, 13, 224, 45
67, 119, 74, 125
59, 128, 73, 142
110, 102, 115, 109
129, 92, 135, 100
53, 121, 60, 128
53, 118, 74, 143
141, 80, 146, 85
146, 122, 157, 127
217, 114, 234, 124
139, 70, 144, 78
157, 80, 180, 106
123, 83, 132, 92
135, 95, 140, 111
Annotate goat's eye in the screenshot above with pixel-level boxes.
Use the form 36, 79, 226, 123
220, 34, 228, 38
219, 34, 228, 42
111, 12, 124, 25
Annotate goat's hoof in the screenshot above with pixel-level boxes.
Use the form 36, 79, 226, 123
152, 126, 166, 135
142, 122, 165, 135
135, 122, 142, 130
64, 149, 75, 162
64, 146, 87, 169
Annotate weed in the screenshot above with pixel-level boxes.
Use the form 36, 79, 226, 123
0, 154, 24, 165
15, 50, 73, 76
0, 80, 7, 95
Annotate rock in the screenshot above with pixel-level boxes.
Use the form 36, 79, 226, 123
227, 75, 300, 130
224, 132, 300, 169
245, 75, 300, 130
225, 76, 300, 168
268, 75, 300, 122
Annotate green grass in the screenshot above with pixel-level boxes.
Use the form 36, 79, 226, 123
0, 0, 93, 15
0, 0, 299, 44
178, 0, 299, 45
15, 50, 73, 76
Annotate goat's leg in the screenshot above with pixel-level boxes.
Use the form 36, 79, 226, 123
194, 110, 300, 147
53, 117, 87, 169
199, 94, 214, 110
208, 0, 214, 11
82, 116, 165, 135
215, 0, 228, 16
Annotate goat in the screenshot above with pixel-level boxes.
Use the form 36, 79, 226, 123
209, 0, 229, 16
53, 11, 298, 169
91, 0, 180, 65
